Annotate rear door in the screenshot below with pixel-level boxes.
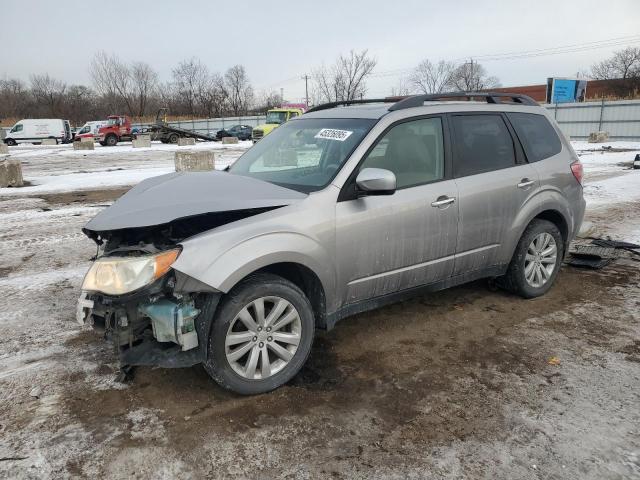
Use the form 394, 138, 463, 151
450, 113, 539, 274
335, 116, 458, 305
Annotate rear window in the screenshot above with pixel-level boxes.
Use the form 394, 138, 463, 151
507, 113, 562, 162
451, 114, 516, 177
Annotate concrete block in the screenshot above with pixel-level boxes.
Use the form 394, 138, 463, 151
175, 150, 215, 172
132, 136, 152, 148
588, 131, 609, 143
73, 141, 94, 151
0, 143, 8, 154
80, 136, 95, 143
178, 137, 196, 146
0, 159, 24, 187
41, 138, 57, 145
222, 136, 239, 145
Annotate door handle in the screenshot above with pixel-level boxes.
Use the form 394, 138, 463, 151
431, 196, 456, 208
517, 178, 535, 189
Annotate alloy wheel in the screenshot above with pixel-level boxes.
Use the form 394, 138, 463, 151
225, 296, 302, 380
524, 232, 557, 288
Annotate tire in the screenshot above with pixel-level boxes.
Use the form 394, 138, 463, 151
105, 134, 118, 147
499, 219, 564, 298
203, 273, 315, 395
99, 142, 107, 147
168, 133, 179, 144
5, 138, 16, 146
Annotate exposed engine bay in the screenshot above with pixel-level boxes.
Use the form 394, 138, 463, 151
78, 209, 281, 373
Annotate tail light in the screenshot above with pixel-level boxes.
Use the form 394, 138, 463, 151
570, 160, 583, 185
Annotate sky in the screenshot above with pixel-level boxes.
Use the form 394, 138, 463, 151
1, 0, 639, 103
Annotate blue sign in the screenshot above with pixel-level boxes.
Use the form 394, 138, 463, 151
552, 79, 577, 103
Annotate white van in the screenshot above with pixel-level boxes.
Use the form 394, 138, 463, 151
3, 119, 72, 146
74, 120, 107, 140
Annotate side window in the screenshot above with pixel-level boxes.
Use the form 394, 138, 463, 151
11, 124, 23, 133
451, 115, 516, 177
360, 117, 444, 189
289, 112, 299, 120
507, 112, 562, 162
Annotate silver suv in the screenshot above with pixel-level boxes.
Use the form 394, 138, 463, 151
78, 93, 585, 394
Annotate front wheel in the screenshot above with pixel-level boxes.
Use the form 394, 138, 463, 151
5, 138, 17, 146
204, 273, 315, 395
168, 133, 179, 144
105, 135, 118, 147
499, 219, 564, 298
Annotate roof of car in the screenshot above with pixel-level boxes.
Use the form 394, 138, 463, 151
302, 101, 542, 120
301, 93, 542, 120
303, 103, 392, 120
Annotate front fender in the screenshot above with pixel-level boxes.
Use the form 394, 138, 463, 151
172, 231, 336, 307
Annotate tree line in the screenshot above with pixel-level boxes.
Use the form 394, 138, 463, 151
1, 47, 637, 126
0, 51, 264, 125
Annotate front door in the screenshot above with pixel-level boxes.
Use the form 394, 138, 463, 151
450, 113, 539, 274
335, 116, 458, 305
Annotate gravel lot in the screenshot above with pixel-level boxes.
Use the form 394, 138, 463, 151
0, 142, 639, 479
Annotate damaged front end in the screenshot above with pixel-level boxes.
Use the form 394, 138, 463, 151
77, 242, 221, 369
76, 170, 307, 371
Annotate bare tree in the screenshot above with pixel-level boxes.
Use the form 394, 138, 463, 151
410, 59, 456, 94
225, 65, 253, 115
451, 61, 500, 92
254, 90, 283, 112
313, 49, 377, 102
172, 58, 210, 116
198, 73, 228, 118
30, 74, 67, 116
130, 61, 158, 117
591, 47, 640, 97
90, 51, 134, 114
0, 78, 29, 120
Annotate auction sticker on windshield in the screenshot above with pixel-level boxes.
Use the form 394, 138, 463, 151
315, 128, 353, 141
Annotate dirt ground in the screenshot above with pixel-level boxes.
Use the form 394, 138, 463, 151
1, 145, 639, 478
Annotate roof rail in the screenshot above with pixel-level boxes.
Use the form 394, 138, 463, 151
305, 98, 397, 114
388, 92, 538, 111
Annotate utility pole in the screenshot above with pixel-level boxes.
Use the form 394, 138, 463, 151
301, 74, 310, 108
280, 87, 284, 105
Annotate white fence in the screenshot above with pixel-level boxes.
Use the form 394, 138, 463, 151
543, 99, 640, 141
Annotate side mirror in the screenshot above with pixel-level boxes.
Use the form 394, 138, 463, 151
355, 168, 396, 196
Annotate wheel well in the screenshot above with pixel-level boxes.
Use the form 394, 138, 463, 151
248, 262, 327, 329
533, 209, 569, 247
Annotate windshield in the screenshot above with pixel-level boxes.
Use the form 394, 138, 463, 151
265, 111, 288, 125
229, 118, 376, 193
78, 125, 90, 134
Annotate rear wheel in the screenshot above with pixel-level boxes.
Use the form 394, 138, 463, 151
203, 273, 315, 395
499, 219, 563, 298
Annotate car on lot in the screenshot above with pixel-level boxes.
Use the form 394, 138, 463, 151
216, 125, 253, 141
77, 92, 585, 395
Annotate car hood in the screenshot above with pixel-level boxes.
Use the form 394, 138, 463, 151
83, 171, 307, 232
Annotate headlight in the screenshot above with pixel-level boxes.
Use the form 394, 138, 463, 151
81, 249, 180, 295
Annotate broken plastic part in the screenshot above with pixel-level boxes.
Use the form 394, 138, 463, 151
139, 299, 200, 351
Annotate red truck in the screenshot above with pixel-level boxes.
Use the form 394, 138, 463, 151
97, 115, 135, 146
